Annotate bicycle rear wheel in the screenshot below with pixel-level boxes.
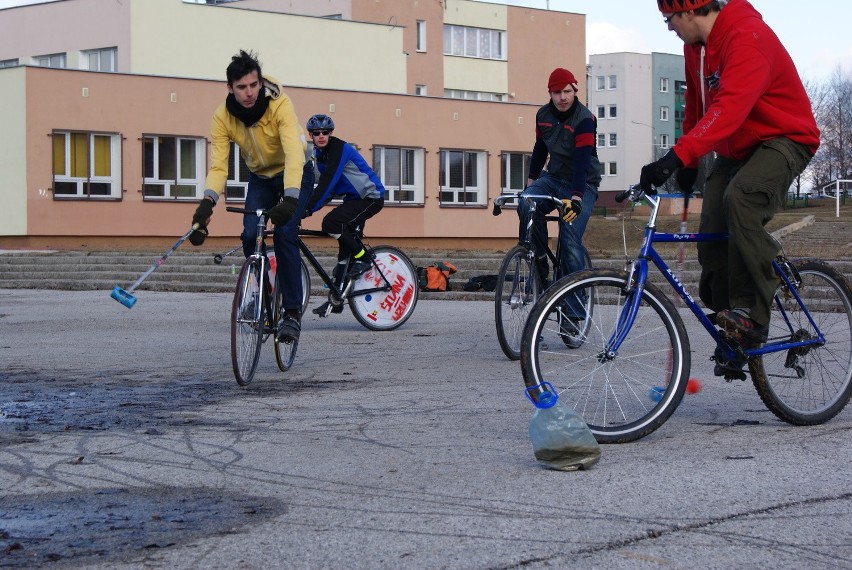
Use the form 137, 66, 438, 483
495, 245, 540, 360
273, 277, 298, 372
520, 269, 691, 443
749, 259, 852, 424
349, 246, 419, 331
231, 259, 264, 386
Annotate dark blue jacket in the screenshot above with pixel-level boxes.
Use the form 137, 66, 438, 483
307, 136, 385, 213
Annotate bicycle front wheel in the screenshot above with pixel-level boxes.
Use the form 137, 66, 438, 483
231, 259, 264, 386
495, 245, 540, 360
349, 246, 419, 331
749, 259, 852, 425
521, 269, 691, 443
273, 277, 298, 372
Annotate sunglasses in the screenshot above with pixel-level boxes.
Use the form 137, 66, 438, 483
663, 13, 681, 24
311, 130, 332, 136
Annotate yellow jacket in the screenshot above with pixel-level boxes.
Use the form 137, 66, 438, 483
204, 76, 308, 201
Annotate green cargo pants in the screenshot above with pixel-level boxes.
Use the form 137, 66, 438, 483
697, 137, 812, 326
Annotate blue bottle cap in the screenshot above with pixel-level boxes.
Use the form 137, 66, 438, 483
535, 391, 558, 409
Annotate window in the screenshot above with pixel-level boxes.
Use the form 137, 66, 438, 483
82, 47, 117, 72
415, 84, 427, 96
416, 20, 427, 52
225, 142, 250, 201
596, 76, 605, 90
444, 89, 505, 102
608, 105, 617, 119
52, 130, 121, 198
608, 162, 617, 176
660, 106, 670, 121
500, 152, 531, 195
439, 149, 487, 205
596, 105, 605, 119
597, 133, 606, 148
142, 135, 205, 200
35, 53, 66, 68
660, 77, 670, 92
0, 59, 18, 68
608, 75, 617, 89
660, 134, 670, 148
609, 133, 617, 147
373, 146, 424, 204
443, 24, 505, 60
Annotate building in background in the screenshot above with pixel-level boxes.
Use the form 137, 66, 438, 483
588, 52, 686, 200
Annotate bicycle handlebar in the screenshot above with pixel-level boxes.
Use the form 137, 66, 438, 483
492, 193, 566, 216
226, 206, 268, 216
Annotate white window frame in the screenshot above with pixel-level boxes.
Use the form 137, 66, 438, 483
608, 75, 617, 89
439, 149, 487, 206
660, 77, 670, 92
416, 20, 427, 52
443, 24, 505, 61
373, 145, 425, 205
444, 89, 505, 102
597, 133, 606, 148
82, 47, 117, 72
225, 141, 250, 202
415, 84, 427, 96
596, 76, 605, 91
500, 151, 531, 196
608, 105, 617, 119
35, 53, 66, 68
660, 134, 670, 148
609, 133, 617, 147
52, 130, 121, 199
608, 162, 617, 176
0, 59, 18, 68
660, 106, 670, 121
142, 134, 206, 200
596, 105, 605, 119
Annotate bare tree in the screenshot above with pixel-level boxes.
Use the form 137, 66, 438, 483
806, 66, 852, 194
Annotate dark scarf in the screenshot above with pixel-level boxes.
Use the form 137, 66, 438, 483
226, 89, 269, 127
548, 98, 578, 122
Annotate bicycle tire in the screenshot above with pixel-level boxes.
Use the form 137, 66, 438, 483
558, 250, 594, 349
300, 258, 311, 315
231, 259, 264, 386
273, 275, 298, 372
349, 246, 419, 331
749, 259, 852, 425
520, 269, 691, 443
495, 245, 540, 360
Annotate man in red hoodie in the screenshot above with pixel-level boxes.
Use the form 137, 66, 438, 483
640, 0, 820, 353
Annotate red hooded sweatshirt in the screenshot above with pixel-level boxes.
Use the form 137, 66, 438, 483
673, 0, 820, 167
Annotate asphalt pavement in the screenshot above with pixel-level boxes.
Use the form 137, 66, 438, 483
1, 289, 850, 569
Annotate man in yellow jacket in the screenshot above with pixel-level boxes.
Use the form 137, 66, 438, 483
191, 50, 313, 342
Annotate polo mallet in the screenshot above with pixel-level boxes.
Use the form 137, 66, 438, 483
674, 191, 691, 308
110, 223, 200, 308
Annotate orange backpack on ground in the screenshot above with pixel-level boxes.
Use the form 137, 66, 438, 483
417, 261, 457, 291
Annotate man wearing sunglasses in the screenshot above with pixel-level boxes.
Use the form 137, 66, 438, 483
190, 50, 314, 343
271, 113, 385, 317
640, 0, 819, 351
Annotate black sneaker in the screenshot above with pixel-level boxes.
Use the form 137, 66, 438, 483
347, 259, 372, 278
716, 309, 768, 347
277, 313, 301, 342
312, 301, 344, 317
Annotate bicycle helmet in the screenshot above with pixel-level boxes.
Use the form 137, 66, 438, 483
306, 114, 335, 132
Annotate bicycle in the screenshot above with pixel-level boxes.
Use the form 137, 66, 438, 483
492, 193, 593, 360
520, 185, 852, 443
225, 206, 299, 386
215, 213, 419, 333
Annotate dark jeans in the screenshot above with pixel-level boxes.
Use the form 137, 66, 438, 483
242, 162, 315, 312
697, 137, 812, 325
321, 198, 384, 261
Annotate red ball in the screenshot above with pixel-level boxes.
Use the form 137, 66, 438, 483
686, 378, 702, 394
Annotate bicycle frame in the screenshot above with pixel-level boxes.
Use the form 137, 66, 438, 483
494, 193, 565, 274
609, 188, 826, 362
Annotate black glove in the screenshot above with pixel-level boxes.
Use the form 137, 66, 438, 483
640, 149, 683, 194
188, 226, 208, 246
675, 167, 698, 195
192, 198, 214, 227
560, 198, 583, 223
268, 196, 298, 226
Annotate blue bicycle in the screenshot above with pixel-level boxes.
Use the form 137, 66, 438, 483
521, 185, 852, 443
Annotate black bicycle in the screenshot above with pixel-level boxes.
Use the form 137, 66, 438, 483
492, 193, 593, 360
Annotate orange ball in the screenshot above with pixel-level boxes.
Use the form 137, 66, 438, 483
686, 378, 702, 394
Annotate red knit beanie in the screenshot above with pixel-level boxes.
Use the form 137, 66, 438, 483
547, 68, 578, 93
657, 0, 714, 12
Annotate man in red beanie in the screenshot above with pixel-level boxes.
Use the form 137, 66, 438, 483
517, 67, 601, 344
640, 0, 819, 366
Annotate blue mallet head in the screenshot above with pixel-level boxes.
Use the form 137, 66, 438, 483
111, 285, 137, 309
